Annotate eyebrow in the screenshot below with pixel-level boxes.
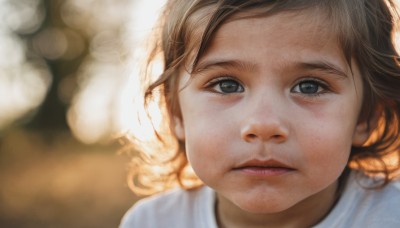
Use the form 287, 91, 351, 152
298, 61, 349, 78
192, 59, 349, 78
192, 59, 257, 74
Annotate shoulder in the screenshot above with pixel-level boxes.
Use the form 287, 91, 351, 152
367, 177, 400, 217
352, 173, 400, 209
119, 186, 217, 228
318, 172, 400, 228
355, 176, 400, 227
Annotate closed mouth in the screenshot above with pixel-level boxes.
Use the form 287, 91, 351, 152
235, 159, 294, 169
233, 159, 295, 175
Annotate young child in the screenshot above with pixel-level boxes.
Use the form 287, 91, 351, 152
120, 0, 400, 227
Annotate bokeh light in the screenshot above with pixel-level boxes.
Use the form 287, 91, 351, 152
2, 0, 45, 34
0, 0, 167, 143
0, 1, 168, 227
0, 0, 51, 130
66, 0, 167, 144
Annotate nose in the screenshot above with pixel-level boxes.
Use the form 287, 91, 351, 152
240, 97, 289, 143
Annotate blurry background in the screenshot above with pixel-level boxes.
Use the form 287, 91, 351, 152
0, 0, 165, 227
2, 1, 400, 228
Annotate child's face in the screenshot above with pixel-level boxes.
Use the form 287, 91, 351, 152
174, 9, 369, 216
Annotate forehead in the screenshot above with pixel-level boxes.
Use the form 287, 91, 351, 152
214, 9, 334, 48
193, 8, 347, 71
186, 6, 348, 68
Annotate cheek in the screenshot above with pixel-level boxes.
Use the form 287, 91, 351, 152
297, 116, 354, 176
184, 134, 222, 184
184, 120, 230, 162
182, 112, 235, 181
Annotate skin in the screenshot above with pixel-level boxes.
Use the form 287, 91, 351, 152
174, 9, 370, 228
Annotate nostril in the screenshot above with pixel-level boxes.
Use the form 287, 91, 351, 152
244, 133, 286, 143
271, 134, 286, 142
241, 122, 289, 143
245, 133, 257, 141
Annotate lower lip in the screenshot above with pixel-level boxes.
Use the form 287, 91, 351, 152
238, 167, 294, 176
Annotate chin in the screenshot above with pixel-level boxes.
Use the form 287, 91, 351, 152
235, 198, 293, 214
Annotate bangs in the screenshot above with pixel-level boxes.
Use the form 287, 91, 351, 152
191, 0, 359, 67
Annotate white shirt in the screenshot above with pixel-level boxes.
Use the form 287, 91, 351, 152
120, 172, 400, 227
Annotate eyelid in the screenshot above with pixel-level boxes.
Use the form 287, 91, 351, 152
291, 77, 332, 95
204, 75, 245, 94
204, 75, 240, 87
295, 77, 330, 88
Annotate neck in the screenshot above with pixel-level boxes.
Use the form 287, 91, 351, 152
216, 181, 339, 228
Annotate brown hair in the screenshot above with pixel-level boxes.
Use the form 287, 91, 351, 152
127, 0, 400, 195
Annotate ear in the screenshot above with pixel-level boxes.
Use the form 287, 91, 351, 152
352, 122, 371, 146
352, 110, 380, 146
173, 116, 185, 140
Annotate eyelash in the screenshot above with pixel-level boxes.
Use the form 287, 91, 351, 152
204, 76, 331, 96
291, 78, 331, 97
204, 76, 244, 94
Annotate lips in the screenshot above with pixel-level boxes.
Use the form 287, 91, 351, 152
233, 159, 295, 176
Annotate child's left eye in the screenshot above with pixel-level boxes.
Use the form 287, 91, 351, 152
291, 79, 327, 95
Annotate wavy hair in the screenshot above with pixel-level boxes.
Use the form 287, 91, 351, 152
126, 0, 400, 195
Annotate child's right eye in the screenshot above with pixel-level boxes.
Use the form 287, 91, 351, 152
207, 78, 244, 94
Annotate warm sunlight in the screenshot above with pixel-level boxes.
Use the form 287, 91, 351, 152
115, 0, 166, 142
67, 0, 166, 144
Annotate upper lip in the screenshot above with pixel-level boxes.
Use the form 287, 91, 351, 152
234, 159, 295, 170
